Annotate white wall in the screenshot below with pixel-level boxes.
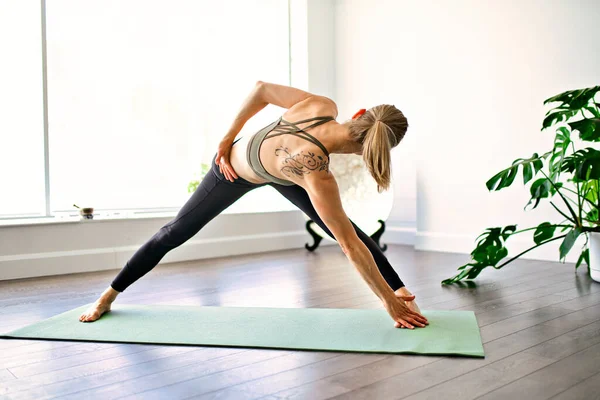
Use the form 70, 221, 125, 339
334, 0, 600, 262
334, 0, 418, 243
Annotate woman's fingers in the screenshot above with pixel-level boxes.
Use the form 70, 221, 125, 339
400, 319, 414, 329
411, 313, 429, 325
407, 317, 425, 328
214, 150, 238, 182
229, 165, 238, 179
224, 163, 238, 181
409, 310, 427, 321
225, 164, 238, 180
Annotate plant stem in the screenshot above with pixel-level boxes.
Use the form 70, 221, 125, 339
572, 141, 583, 223
494, 234, 568, 269
549, 201, 576, 224
561, 186, 599, 210
512, 224, 573, 236
539, 169, 580, 227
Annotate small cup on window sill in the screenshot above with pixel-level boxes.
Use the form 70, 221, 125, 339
73, 205, 94, 220
80, 208, 94, 219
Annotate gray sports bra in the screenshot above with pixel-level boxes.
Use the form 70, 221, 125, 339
246, 115, 335, 186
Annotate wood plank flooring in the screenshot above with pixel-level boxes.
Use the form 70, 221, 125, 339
0, 244, 599, 400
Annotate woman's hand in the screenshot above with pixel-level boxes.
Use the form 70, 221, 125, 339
383, 295, 429, 329
395, 287, 423, 316
403, 296, 422, 315
215, 139, 239, 182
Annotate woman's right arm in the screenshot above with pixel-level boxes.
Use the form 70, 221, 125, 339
301, 171, 428, 329
222, 81, 331, 143
217, 81, 333, 181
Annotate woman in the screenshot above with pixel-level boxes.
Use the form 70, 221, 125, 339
79, 81, 429, 329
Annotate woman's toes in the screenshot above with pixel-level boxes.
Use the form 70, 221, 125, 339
79, 301, 112, 323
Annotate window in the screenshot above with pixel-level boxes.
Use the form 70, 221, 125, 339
0, 0, 45, 218
0, 0, 295, 219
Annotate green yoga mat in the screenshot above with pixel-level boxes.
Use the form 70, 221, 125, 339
0, 304, 484, 358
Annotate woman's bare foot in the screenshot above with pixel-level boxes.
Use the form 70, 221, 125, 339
80, 300, 112, 322
79, 286, 120, 322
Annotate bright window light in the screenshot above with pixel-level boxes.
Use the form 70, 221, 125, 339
0, 0, 45, 218
46, 0, 293, 213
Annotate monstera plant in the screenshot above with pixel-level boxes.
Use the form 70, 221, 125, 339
443, 85, 600, 285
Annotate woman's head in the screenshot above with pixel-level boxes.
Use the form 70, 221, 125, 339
348, 104, 408, 192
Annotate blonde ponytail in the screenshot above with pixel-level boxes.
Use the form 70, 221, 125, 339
363, 120, 393, 192
348, 104, 408, 193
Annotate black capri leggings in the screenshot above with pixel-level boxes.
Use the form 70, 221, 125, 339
110, 148, 405, 293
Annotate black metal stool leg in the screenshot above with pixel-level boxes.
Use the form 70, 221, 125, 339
369, 219, 388, 252
305, 220, 323, 251
305, 219, 387, 252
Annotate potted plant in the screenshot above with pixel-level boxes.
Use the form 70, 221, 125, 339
188, 163, 211, 194
443, 85, 600, 285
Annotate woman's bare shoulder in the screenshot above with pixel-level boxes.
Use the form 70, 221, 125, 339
284, 95, 338, 120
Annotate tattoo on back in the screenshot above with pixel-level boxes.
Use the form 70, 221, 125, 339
274, 147, 329, 179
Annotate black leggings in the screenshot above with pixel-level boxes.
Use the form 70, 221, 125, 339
110, 151, 405, 293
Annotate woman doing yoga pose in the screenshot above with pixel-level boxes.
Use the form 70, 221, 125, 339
79, 81, 429, 329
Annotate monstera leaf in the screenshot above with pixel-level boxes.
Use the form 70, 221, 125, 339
543, 86, 600, 110
559, 227, 582, 261
533, 222, 557, 244
442, 222, 570, 285
561, 148, 600, 182
486, 152, 549, 191
542, 86, 600, 131
524, 178, 565, 211
441, 225, 516, 284
548, 127, 571, 179
569, 118, 600, 141
576, 248, 590, 271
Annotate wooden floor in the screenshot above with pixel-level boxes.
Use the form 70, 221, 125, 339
1, 244, 599, 400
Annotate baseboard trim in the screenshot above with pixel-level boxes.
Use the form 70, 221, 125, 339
0, 230, 336, 281
4, 226, 580, 282
415, 230, 584, 264
384, 226, 417, 246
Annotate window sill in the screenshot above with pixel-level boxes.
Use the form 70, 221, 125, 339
0, 206, 299, 228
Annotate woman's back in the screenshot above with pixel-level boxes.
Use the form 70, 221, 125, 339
229, 99, 338, 185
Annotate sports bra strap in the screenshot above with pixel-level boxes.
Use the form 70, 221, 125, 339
285, 116, 333, 125
263, 115, 334, 156
280, 116, 333, 132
